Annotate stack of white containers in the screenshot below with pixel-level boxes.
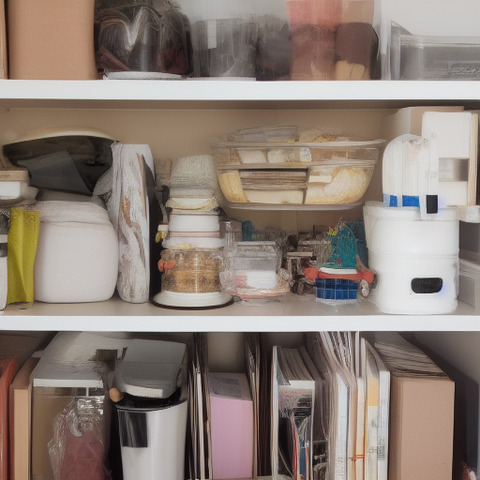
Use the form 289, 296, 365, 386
152, 154, 232, 308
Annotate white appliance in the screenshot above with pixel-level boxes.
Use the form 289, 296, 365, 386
363, 201, 459, 314
114, 339, 189, 480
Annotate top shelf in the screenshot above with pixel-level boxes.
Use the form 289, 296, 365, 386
3, 79, 480, 110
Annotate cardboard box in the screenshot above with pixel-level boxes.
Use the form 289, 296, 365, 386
8, 0, 98, 79
0, 0, 6, 78
382, 106, 465, 140
9, 356, 40, 480
388, 375, 455, 480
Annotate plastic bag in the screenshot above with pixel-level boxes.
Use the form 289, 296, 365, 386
48, 397, 109, 480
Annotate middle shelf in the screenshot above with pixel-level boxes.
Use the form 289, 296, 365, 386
3, 79, 480, 109
1, 295, 477, 332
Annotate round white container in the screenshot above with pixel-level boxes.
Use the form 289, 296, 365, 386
168, 213, 220, 233
363, 201, 459, 256
33, 200, 118, 303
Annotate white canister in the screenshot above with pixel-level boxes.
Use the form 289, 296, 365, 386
33, 200, 118, 303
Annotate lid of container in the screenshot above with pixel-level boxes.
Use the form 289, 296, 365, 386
8, 126, 114, 143
213, 137, 386, 149
363, 201, 458, 221
115, 339, 186, 399
3, 127, 115, 196
31, 199, 112, 225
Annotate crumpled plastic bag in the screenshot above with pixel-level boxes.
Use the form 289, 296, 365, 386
48, 397, 109, 480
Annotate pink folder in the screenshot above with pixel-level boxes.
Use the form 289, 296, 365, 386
208, 372, 254, 479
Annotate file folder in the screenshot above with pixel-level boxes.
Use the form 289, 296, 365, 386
208, 372, 254, 479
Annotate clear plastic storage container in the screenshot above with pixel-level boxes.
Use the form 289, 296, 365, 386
159, 249, 224, 294
390, 22, 480, 80
213, 131, 384, 207
95, 0, 192, 77
184, 0, 258, 78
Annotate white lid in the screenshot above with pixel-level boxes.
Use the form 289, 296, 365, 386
115, 339, 186, 399
11, 126, 114, 143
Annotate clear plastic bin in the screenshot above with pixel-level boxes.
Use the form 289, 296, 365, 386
213, 132, 383, 207
390, 22, 480, 80
213, 133, 384, 166
95, 0, 192, 77
185, 0, 258, 78
233, 241, 280, 271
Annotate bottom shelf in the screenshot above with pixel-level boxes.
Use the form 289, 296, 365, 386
3, 329, 480, 480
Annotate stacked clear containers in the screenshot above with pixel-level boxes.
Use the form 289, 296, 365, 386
182, 0, 257, 78
212, 126, 385, 208
222, 240, 290, 298
160, 249, 223, 294
153, 213, 232, 308
178, 0, 378, 79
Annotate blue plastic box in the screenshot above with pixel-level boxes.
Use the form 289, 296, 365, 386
315, 278, 359, 301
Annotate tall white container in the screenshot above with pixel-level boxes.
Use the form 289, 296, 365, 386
363, 201, 459, 314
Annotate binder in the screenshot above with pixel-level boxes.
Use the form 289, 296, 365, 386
208, 372, 254, 479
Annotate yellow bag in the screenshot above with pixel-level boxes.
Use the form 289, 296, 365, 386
7, 207, 40, 305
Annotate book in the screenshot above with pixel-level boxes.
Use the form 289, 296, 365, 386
271, 345, 315, 480
0, 356, 18, 480
0, 0, 6, 79
367, 342, 390, 480
208, 372, 254, 479
9, 355, 40, 480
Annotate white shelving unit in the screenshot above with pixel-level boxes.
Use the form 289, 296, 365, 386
0, 79, 479, 330
2, 77, 480, 475
3, 79, 480, 107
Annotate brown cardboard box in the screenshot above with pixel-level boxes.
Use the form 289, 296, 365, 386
388, 374, 455, 480
8, 0, 98, 79
9, 356, 40, 480
0, 0, 6, 78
